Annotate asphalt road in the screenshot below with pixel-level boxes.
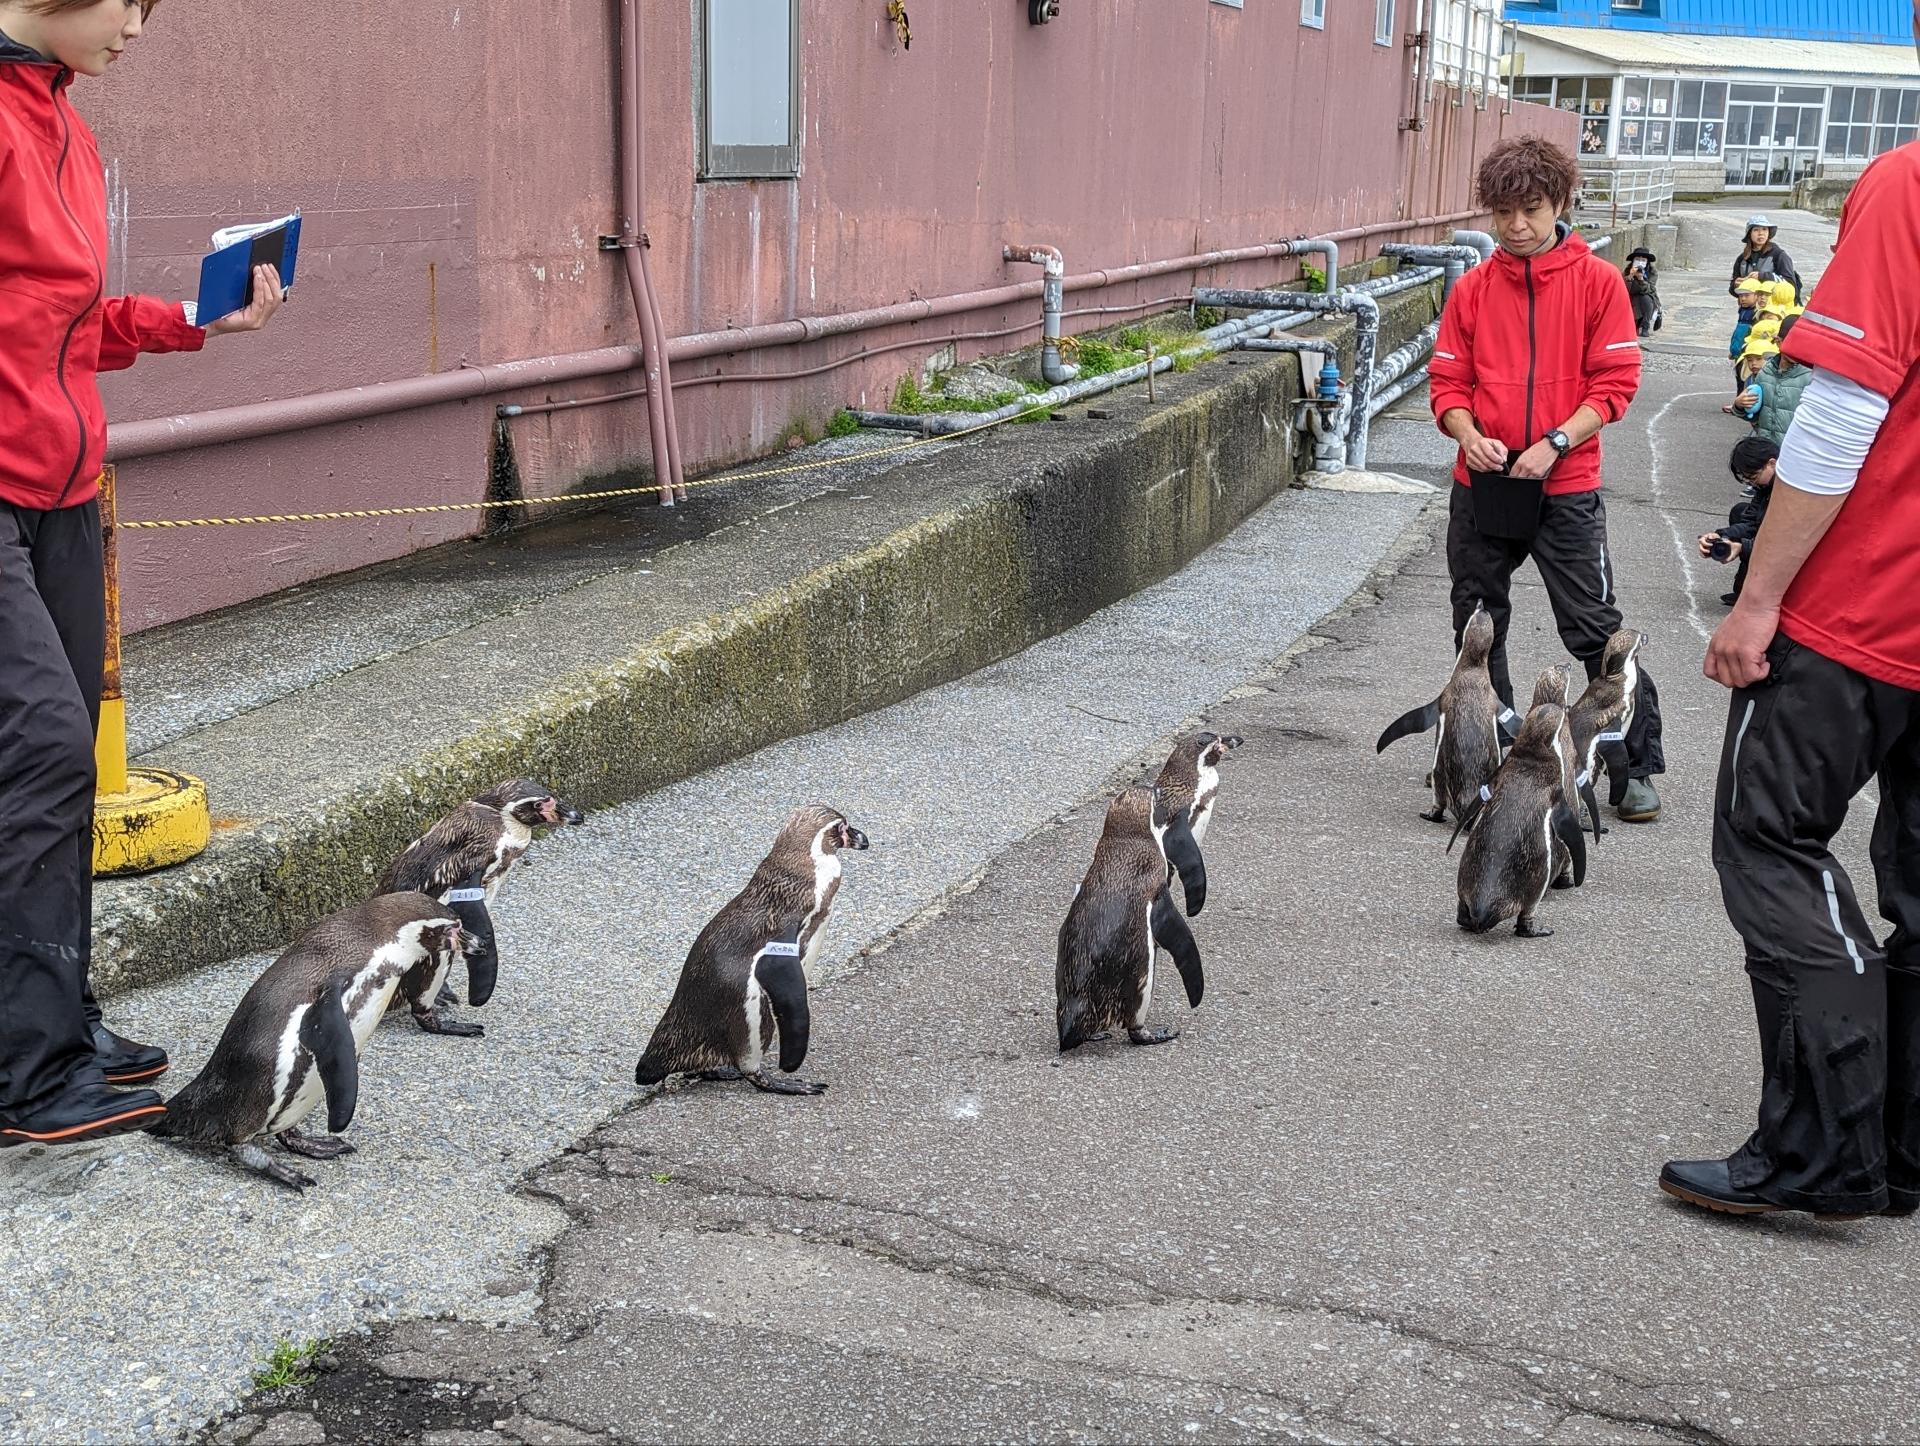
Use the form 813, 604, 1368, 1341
213, 219, 1920, 1446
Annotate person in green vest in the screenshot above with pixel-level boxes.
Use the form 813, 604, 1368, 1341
1735, 314, 1814, 446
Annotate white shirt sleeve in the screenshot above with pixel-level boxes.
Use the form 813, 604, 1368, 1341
1776, 368, 1893, 497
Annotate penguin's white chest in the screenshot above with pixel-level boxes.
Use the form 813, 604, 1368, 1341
798, 850, 843, 982
1132, 898, 1156, 1027
1190, 760, 1222, 843
265, 948, 414, 1135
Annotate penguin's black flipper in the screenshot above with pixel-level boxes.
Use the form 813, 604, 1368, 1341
1162, 815, 1207, 917
1376, 699, 1439, 754
1150, 891, 1204, 1008
1446, 785, 1491, 855
1552, 804, 1589, 888
442, 875, 499, 1007
1578, 776, 1603, 846
756, 928, 811, 1073
299, 980, 360, 1134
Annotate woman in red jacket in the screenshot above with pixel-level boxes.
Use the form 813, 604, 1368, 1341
0, 0, 282, 1148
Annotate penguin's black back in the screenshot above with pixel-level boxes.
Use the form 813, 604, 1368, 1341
1056, 795, 1165, 1044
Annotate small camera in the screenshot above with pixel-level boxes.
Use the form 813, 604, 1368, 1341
1709, 537, 1733, 561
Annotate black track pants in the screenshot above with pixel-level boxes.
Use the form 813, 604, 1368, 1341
1446, 483, 1665, 796
1712, 637, 1920, 1214
0, 499, 104, 1118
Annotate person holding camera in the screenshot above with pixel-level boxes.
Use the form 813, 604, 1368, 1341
1429, 136, 1666, 822
1623, 247, 1662, 337
0, 0, 283, 1148
1698, 436, 1777, 605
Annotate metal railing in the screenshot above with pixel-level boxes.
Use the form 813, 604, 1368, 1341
1576, 166, 1676, 226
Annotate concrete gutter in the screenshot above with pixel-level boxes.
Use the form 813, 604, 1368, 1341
92, 282, 1440, 997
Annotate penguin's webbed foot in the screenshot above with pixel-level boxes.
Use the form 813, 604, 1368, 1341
749, 1071, 828, 1096
412, 1008, 485, 1039
1515, 917, 1555, 938
1079, 1031, 1113, 1044
233, 1142, 316, 1192
277, 1129, 356, 1160
436, 983, 462, 1007
1127, 1026, 1180, 1046
1551, 871, 1577, 891
1419, 807, 1448, 824
696, 1067, 745, 1082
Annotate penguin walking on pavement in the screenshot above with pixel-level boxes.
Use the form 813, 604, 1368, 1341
149, 894, 465, 1190
1056, 786, 1205, 1052
635, 805, 869, 1097
1455, 704, 1588, 939
1569, 629, 1645, 830
1377, 603, 1507, 825
376, 778, 585, 1037
1152, 731, 1242, 916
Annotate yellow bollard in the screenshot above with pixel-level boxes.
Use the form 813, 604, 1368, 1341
92, 466, 211, 876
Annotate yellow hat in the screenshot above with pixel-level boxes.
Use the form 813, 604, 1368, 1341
1740, 336, 1780, 362
1734, 275, 1769, 295
1766, 280, 1798, 310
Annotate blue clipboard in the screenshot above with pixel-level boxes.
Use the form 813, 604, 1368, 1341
195, 214, 301, 324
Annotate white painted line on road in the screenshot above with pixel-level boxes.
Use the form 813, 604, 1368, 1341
1646, 389, 1725, 645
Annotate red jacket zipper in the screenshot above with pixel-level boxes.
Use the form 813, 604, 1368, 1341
47, 65, 104, 508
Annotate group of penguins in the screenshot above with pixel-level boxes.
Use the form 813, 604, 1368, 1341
1375, 603, 1646, 938
145, 632, 1618, 1194
148, 734, 1244, 1190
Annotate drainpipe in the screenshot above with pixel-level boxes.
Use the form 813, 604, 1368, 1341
106, 211, 1486, 462
1004, 246, 1079, 385
1193, 285, 1382, 469
1379, 241, 1480, 298
1452, 229, 1496, 263
1289, 237, 1340, 294
612, 0, 686, 504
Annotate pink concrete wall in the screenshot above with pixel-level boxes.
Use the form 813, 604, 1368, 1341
88, 2, 1575, 630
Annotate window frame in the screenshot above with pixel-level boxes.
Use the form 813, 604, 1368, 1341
1300, 0, 1326, 31
698, 0, 801, 182
1374, 0, 1395, 46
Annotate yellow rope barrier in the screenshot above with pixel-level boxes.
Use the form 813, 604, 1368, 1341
116, 397, 1061, 530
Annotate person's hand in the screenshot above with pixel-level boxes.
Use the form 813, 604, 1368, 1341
1724, 539, 1744, 562
1704, 599, 1779, 689
1507, 439, 1560, 480
1461, 431, 1509, 473
205, 265, 286, 337
1697, 532, 1719, 558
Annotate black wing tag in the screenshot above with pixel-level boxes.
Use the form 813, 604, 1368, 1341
441, 874, 499, 1007
1552, 804, 1589, 888
1162, 815, 1207, 918
1496, 705, 1520, 747
1376, 699, 1439, 753
299, 978, 360, 1134
756, 925, 811, 1073
1447, 783, 1492, 854
1150, 890, 1204, 1008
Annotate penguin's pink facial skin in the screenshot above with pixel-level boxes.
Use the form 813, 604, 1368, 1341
834, 820, 870, 851
536, 795, 586, 827
1204, 734, 1245, 767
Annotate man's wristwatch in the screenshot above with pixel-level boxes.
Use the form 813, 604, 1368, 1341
1544, 428, 1573, 459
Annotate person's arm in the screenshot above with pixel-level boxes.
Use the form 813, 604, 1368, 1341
1729, 252, 1747, 298
1429, 278, 1507, 470
95, 264, 285, 372
1704, 370, 1891, 686
1773, 245, 1802, 300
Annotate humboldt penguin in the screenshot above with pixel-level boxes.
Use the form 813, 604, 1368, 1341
1456, 704, 1588, 938
1569, 629, 1645, 825
1377, 603, 1505, 824
376, 778, 585, 1036
149, 894, 464, 1190
1152, 731, 1242, 916
1056, 786, 1204, 1052
1530, 663, 1571, 710
635, 805, 869, 1096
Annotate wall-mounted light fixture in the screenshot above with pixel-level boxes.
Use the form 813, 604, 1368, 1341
1029, 0, 1059, 24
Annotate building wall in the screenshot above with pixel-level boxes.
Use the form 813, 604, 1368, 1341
93, 2, 1573, 631
1505, 0, 1914, 43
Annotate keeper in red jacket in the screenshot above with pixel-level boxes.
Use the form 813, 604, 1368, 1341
1429, 136, 1666, 822
0, 0, 282, 1149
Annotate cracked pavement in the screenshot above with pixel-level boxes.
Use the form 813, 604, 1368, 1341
215, 228, 1920, 1446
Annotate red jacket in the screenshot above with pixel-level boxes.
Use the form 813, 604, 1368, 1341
0, 34, 203, 512
1428, 228, 1642, 495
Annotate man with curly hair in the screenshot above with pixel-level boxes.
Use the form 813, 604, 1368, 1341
1429, 135, 1665, 822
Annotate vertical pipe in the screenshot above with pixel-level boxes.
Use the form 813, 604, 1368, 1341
617, 0, 686, 504
95, 465, 128, 797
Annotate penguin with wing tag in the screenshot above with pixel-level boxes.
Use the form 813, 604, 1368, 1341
1569, 629, 1645, 835
1455, 704, 1588, 939
1377, 603, 1509, 825
635, 805, 868, 1096
1056, 786, 1204, 1052
148, 894, 464, 1190
1152, 731, 1241, 916
376, 777, 585, 1036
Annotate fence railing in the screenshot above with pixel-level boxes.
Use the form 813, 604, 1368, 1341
1576, 166, 1677, 226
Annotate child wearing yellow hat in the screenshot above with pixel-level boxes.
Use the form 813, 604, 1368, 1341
1730, 274, 1770, 378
